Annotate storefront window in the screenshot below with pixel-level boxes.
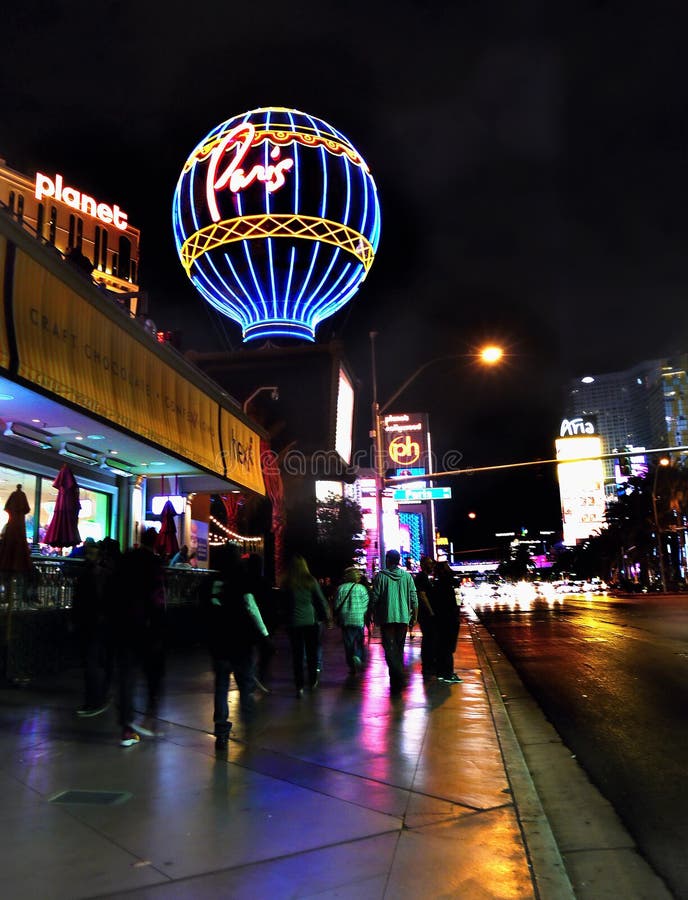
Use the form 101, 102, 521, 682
38, 477, 110, 548
0, 466, 37, 542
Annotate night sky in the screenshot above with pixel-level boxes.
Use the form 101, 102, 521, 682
2, 1, 687, 550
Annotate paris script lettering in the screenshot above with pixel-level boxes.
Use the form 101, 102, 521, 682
206, 123, 294, 221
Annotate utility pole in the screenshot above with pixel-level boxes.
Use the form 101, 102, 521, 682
370, 331, 386, 570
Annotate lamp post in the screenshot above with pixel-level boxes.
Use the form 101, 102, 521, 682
242, 385, 279, 413
652, 456, 670, 592
369, 337, 503, 571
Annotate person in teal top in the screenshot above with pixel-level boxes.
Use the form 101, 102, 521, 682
281, 555, 332, 695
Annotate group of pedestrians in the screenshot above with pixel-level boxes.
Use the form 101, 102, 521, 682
72, 535, 462, 751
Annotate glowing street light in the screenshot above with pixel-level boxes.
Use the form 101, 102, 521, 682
480, 345, 503, 365
369, 337, 504, 568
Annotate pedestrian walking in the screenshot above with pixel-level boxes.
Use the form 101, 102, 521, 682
114, 527, 167, 747
333, 567, 371, 677
372, 549, 418, 694
281, 555, 331, 696
414, 556, 437, 679
433, 561, 462, 683
203, 544, 271, 751
243, 552, 277, 693
72, 538, 112, 717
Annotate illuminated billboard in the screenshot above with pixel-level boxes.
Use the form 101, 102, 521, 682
335, 367, 354, 464
556, 435, 606, 545
383, 413, 429, 471
173, 107, 381, 342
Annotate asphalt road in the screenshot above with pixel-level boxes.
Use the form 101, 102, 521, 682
472, 592, 688, 900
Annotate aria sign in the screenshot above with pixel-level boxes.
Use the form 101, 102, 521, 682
172, 107, 381, 342
559, 416, 597, 438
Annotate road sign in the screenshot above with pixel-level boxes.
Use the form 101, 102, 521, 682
393, 487, 452, 501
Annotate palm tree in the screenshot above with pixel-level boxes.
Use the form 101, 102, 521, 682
652, 459, 688, 590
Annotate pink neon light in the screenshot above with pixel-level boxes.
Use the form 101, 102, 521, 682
205, 123, 294, 221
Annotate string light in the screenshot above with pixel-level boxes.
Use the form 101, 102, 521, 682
208, 514, 263, 547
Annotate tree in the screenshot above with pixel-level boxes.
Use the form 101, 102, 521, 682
284, 493, 363, 582
315, 495, 364, 580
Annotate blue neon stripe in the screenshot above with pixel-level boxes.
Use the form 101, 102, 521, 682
225, 252, 263, 323
312, 266, 365, 326
300, 245, 341, 321
191, 276, 248, 329
291, 239, 320, 323
309, 259, 353, 321
313, 262, 361, 320
242, 239, 270, 318
264, 109, 278, 317
196, 248, 258, 322
283, 245, 297, 317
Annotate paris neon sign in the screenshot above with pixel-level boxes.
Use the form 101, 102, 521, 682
206, 123, 294, 221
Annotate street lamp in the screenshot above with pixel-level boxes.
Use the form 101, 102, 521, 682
652, 456, 670, 592
242, 386, 279, 414
369, 334, 503, 570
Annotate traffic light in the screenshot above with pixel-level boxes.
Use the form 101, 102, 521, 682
618, 456, 632, 477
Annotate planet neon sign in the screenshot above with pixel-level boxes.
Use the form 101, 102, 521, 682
172, 107, 381, 342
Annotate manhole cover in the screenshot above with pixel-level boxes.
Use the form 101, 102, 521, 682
49, 790, 131, 805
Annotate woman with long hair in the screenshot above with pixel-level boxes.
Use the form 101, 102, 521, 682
281, 555, 331, 696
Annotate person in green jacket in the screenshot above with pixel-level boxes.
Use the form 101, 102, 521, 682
373, 549, 418, 694
281, 555, 331, 696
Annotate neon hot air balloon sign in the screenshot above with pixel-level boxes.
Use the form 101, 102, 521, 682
172, 107, 381, 342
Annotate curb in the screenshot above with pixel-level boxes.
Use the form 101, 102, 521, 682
468, 616, 576, 900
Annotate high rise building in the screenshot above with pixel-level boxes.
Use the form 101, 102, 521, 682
567, 357, 688, 460
566, 361, 658, 468
648, 356, 688, 449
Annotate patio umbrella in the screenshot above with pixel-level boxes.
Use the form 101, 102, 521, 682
44, 464, 81, 548
0, 484, 32, 573
155, 500, 179, 560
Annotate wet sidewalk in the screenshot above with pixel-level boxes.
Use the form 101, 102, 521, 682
1, 614, 571, 899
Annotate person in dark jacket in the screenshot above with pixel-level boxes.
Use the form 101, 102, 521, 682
204, 544, 270, 751
114, 528, 167, 747
414, 555, 437, 680
243, 553, 276, 692
72, 538, 112, 717
433, 561, 462, 683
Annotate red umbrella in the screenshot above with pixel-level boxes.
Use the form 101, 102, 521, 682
155, 500, 179, 560
44, 464, 81, 548
0, 484, 32, 573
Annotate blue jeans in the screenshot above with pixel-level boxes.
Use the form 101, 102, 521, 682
341, 625, 364, 671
